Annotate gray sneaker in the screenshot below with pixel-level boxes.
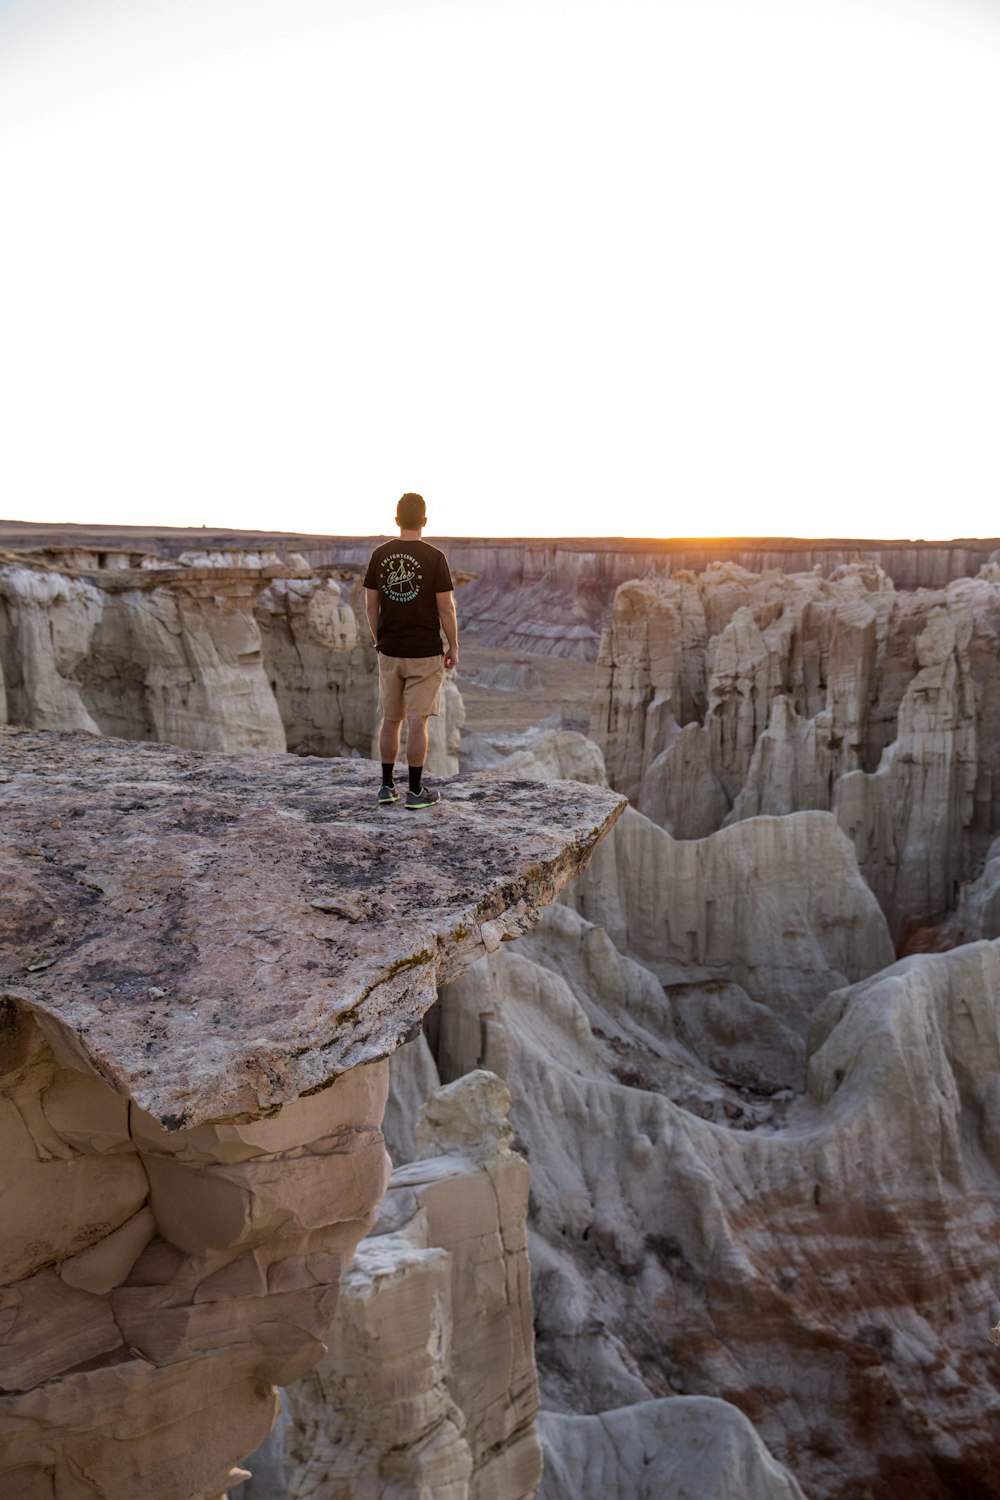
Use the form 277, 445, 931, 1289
405, 784, 441, 810
377, 782, 399, 805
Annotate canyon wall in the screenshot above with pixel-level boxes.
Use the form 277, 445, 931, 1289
175, 535, 1000, 661
0, 551, 462, 776
590, 561, 1000, 942
432, 861, 1000, 1499
277, 1070, 541, 1500
4, 523, 1000, 661
0, 727, 624, 1500
0, 553, 293, 753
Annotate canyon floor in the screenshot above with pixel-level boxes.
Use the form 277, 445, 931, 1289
456, 642, 596, 734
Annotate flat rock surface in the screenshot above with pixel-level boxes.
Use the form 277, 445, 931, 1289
0, 727, 624, 1128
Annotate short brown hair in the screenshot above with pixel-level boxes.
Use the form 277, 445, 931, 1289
396, 492, 426, 528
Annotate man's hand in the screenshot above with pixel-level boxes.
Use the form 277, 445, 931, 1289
437, 590, 459, 672
364, 588, 380, 649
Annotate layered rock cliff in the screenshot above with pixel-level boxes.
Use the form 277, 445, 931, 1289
0, 551, 463, 776
0, 553, 291, 753
182, 535, 1000, 662
275, 1071, 541, 1500
0, 726, 624, 1500
433, 880, 1000, 1499
591, 561, 1000, 941
5, 522, 1000, 662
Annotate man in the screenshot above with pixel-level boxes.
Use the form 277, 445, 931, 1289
364, 492, 459, 809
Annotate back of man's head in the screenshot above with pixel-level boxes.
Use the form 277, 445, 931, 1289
396, 492, 426, 530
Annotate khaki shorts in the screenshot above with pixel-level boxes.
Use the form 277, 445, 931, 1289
378, 653, 445, 720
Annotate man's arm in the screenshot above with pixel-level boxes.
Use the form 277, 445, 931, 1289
364, 588, 380, 648
437, 591, 459, 670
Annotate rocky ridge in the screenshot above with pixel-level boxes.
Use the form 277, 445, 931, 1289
0, 726, 624, 1500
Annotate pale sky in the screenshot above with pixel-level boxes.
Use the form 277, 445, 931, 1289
1, 0, 998, 540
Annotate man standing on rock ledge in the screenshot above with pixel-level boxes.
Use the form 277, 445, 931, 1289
364, 492, 459, 809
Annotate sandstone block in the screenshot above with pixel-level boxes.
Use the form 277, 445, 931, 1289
141, 1127, 391, 1254
59, 1207, 156, 1296
276, 1071, 541, 1500
0, 1269, 122, 1392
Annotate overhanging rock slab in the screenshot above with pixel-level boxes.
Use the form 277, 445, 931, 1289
0, 727, 625, 1127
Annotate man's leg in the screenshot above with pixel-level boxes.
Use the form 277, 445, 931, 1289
379, 717, 403, 767
377, 717, 402, 803
376, 655, 406, 803
405, 714, 428, 772
404, 714, 441, 807
401, 657, 444, 809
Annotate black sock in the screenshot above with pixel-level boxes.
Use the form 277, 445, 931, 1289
381, 762, 395, 786
408, 765, 423, 794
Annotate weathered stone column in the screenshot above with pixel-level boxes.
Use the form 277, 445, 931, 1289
281, 1070, 541, 1500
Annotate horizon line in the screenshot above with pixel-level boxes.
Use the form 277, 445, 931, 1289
2, 518, 1000, 549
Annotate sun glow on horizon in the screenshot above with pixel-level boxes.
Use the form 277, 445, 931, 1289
1, 0, 998, 543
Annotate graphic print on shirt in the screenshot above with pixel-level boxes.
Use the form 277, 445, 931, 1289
381, 552, 422, 603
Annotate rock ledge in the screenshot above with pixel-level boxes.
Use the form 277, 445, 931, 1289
0, 727, 625, 1127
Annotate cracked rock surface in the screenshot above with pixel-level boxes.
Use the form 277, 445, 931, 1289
0, 726, 623, 1500
0, 726, 624, 1128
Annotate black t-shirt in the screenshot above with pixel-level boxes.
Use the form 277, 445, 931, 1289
363, 539, 454, 657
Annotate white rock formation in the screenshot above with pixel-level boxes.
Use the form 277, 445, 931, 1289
426, 673, 466, 779
0, 553, 470, 768
833, 602, 979, 940
0, 556, 286, 751
91, 574, 287, 752
383, 1031, 443, 1166
493, 729, 608, 786
943, 833, 1000, 947
255, 575, 376, 758
538, 1398, 806, 1500
592, 562, 1000, 939
563, 807, 894, 1043
434, 904, 1000, 1499
0, 564, 104, 732
458, 723, 608, 785
279, 1072, 541, 1500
